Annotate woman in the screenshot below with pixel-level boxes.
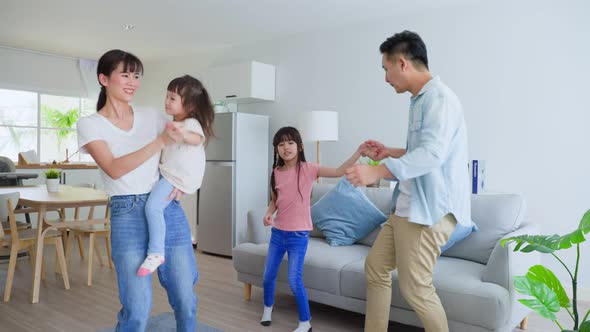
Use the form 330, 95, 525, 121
77, 49, 198, 332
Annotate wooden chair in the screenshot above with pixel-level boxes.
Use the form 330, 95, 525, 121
0, 217, 32, 263
0, 192, 69, 302
1, 219, 31, 234
53, 183, 94, 260
64, 187, 112, 286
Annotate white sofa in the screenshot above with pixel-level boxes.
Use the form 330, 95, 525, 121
233, 184, 540, 332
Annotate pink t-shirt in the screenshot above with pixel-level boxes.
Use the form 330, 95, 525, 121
272, 162, 320, 231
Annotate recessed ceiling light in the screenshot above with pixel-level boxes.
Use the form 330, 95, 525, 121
122, 24, 135, 30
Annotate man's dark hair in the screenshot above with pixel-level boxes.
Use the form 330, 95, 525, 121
380, 30, 429, 69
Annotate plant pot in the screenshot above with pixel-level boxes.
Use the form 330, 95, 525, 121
46, 178, 59, 192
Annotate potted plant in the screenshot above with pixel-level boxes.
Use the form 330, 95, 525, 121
500, 209, 590, 332
44, 168, 61, 192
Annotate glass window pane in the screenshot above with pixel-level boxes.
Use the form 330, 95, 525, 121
40, 94, 80, 129
40, 128, 78, 163
0, 126, 37, 161
81, 98, 97, 117
0, 88, 38, 126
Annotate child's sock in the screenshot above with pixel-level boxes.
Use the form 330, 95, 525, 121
292, 320, 311, 332
137, 254, 165, 277
260, 306, 273, 326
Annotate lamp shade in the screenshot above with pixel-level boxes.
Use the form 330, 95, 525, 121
298, 111, 339, 142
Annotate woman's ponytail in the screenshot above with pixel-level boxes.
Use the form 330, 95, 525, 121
96, 86, 107, 111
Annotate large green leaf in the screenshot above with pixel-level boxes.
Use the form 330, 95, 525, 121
514, 276, 560, 320
501, 234, 560, 253
40, 105, 79, 149
41, 105, 79, 130
501, 209, 590, 253
519, 299, 557, 321
526, 265, 570, 308
556, 210, 590, 249
579, 209, 590, 234
580, 320, 590, 332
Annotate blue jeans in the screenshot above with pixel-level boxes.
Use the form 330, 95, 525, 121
145, 177, 175, 255
263, 228, 311, 322
110, 193, 199, 332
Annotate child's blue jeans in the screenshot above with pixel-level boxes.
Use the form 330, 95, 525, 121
263, 227, 311, 322
145, 177, 175, 255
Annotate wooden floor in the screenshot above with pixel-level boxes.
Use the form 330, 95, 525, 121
0, 246, 587, 332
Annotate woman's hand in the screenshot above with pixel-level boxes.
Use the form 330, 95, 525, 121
263, 212, 273, 226
157, 122, 184, 148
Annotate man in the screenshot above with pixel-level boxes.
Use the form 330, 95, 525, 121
346, 31, 473, 332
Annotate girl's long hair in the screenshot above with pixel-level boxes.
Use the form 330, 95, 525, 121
167, 75, 215, 144
96, 49, 143, 111
270, 126, 306, 201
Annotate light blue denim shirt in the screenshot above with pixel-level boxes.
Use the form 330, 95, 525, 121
383, 76, 472, 228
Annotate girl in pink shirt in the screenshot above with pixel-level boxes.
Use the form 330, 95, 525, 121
260, 126, 364, 332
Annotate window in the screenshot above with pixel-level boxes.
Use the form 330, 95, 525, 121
0, 88, 96, 163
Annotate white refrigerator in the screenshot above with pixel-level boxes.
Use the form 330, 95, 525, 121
197, 112, 269, 256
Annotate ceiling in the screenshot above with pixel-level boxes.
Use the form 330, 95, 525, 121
1, 0, 476, 61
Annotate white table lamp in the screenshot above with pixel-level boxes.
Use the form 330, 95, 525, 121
299, 111, 339, 182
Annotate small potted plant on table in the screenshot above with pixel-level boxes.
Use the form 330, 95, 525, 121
44, 168, 61, 192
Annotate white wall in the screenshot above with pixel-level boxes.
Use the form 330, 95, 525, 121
136, 0, 590, 288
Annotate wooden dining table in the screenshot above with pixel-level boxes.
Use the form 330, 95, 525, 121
0, 184, 109, 303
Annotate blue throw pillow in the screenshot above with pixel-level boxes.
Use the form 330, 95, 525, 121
311, 178, 387, 246
440, 221, 478, 253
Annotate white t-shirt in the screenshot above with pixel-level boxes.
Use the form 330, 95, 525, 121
159, 118, 206, 194
395, 180, 412, 218
77, 107, 168, 196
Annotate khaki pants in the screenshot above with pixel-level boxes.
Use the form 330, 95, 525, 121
364, 214, 456, 332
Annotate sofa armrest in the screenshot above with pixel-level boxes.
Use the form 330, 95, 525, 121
247, 208, 272, 244
483, 220, 541, 290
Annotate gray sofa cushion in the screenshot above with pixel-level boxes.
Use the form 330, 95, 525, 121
442, 194, 526, 264
233, 237, 369, 295
363, 185, 394, 215
340, 256, 511, 330
311, 183, 335, 205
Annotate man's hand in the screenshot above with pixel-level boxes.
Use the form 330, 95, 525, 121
167, 187, 184, 201
263, 213, 273, 226
345, 164, 383, 187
